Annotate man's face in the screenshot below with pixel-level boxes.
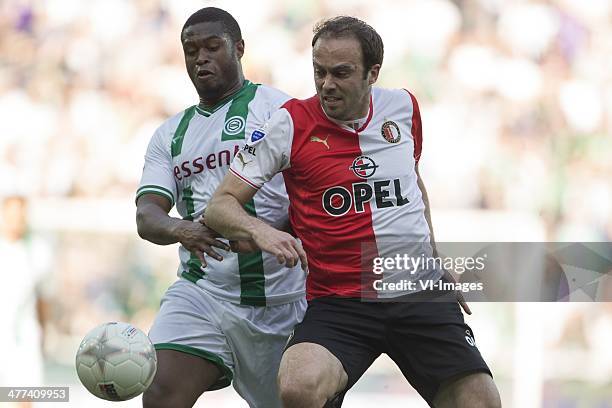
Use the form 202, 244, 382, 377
313, 35, 379, 121
182, 21, 244, 100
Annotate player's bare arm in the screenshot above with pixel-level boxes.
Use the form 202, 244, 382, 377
415, 164, 437, 253
205, 173, 308, 270
416, 166, 472, 315
136, 193, 229, 266
204, 216, 295, 254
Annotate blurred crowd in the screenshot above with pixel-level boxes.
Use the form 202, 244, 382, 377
1, 0, 611, 406
1, 0, 611, 238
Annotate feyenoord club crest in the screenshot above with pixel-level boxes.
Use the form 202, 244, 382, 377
381, 120, 401, 143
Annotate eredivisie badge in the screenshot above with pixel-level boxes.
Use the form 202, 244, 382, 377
381, 120, 401, 143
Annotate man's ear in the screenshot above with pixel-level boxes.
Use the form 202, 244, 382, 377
367, 64, 381, 85
235, 39, 245, 59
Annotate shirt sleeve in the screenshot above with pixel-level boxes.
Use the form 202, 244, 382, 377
229, 108, 293, 189
135, 124, 177, 206
260, 85, 292, 116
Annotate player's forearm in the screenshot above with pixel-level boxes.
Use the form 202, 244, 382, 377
205, 193, 267, 241
417, 174, 437, 254
136, 203, 190, 245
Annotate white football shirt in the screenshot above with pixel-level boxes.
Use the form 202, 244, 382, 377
137, 81, 305, 306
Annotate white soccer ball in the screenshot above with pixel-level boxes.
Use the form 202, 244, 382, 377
75, 322, 157, 401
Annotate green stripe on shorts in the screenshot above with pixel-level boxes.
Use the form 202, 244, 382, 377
154, 343, 233, 390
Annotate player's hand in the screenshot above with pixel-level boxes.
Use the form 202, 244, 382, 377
196, 218, 258, 254
251, 223, 308, 271
174, 220, 230, 267
442, 268, 472, 315
457, 289, 472, 315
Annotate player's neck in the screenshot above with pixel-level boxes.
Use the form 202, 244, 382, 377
323, 95, 371, 131
329, 113, 368, 131
351, 91, 372, 122
198, 76, 245, 109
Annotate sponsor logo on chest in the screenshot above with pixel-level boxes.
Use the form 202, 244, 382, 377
322, 156, 410, 216
173, 145, 240, 181
350, 156, 378, 178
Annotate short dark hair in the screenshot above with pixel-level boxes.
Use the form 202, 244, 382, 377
312, 16, 384, 75
182, 7, 242, 43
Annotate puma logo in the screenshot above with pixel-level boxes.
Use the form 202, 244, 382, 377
310, 135, 330, 150
236, 152, 252, 170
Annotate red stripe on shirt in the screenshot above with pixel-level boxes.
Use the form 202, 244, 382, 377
282, 96, 378, 300
229, 168, 261, 190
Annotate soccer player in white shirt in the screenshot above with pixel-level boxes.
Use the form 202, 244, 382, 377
135, 8, 305, 408
0, 195, 52, 408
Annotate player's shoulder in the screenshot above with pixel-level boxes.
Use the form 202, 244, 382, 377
248, 82, 293, 115
153, 106, 197, 141
282, 94, 319, 109
372, 86, 420, 115
280, 95, 321, 123
253, 83, 291, 103
372, 86, 416, 102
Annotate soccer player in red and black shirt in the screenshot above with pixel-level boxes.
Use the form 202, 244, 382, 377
206, 16, 501, 408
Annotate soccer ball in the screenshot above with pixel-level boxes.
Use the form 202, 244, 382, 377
75, 322, 157, 401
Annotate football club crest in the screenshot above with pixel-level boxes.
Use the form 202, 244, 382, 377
224, 116, 246, 136
381, 120, 401, 143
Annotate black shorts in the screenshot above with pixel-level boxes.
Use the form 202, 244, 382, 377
286, 294, 492, 407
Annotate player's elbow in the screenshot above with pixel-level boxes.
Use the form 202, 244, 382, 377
135, 208, 151, 240
135, 216, 146, 240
